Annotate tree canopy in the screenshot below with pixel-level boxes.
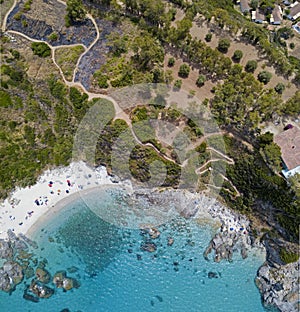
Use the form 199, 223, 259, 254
65, 0, 86, 26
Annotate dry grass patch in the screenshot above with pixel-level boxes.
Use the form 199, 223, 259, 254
190, 17, 298, 101
164, 54, 215, 102
5, 33, 60, 80
55, 45, 85, 81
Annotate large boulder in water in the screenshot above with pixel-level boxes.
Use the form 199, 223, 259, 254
148, 228, 161, 239
35, 268, 51, 284
53, 271, 66, 288
30, 279, 54, 299
0, 269, 12, 292
53, 270, 80, 291
3, 261, 24, 285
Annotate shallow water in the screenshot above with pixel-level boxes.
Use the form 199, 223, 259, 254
0, 188, 267, 312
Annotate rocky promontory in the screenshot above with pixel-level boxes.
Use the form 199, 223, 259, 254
256, 260, 299, 312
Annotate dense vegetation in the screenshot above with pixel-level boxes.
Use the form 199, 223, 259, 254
1, 0, 299, 245
222, 135, 299, 242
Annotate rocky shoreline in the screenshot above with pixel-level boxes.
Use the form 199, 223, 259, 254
0, 186, 298, 311
256, 260, 299, 312
0, 230, 79, 302
199, 199, 299, 312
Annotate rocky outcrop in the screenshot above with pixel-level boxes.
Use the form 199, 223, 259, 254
29, 279, 54, 299
53, 271, 80, 291
0, 261, 23, 292
256, 260, 299, 312
35, 268, 51, 284
0, 240, 13, 259
0, 230, 81, 301
203, 230, 251, 262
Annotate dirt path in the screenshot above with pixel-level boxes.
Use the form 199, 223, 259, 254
1, 0, 16, 32
3, 2, 241, 193
72, 13, 100, 83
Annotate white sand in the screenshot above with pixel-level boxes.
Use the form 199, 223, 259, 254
0, 161, 252, 241
0, 161, 116, 239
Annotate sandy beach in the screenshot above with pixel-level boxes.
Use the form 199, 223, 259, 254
0, 161, 252, 241
0, 162, 116, 239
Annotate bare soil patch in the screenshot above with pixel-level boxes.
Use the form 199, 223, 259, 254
190, 17, 298, 101
171, 8, 185, 27
164, 53, 215, 102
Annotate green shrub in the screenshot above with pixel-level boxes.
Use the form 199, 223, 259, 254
31, 42, 51, 58
280, 248, 299, 264
178, 63, 190, 78
217, 38, 230, 53
14, 12, 22, 21
258, 71, 272, 85
174, 79, 182, 90
23, 0, 32, 12
168, 57, 175, 67
196, 74, 206, 87
205, 33, 212, 42
22, 20, 28, 27
0, 90, 12, 107
97, 74, 109, 88
232, 50, 243, 62
274, 83, 285, 94
245, 60, 257, 73
48, 32, 58, 41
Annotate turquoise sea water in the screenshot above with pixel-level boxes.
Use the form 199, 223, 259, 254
0, 188, 267, 312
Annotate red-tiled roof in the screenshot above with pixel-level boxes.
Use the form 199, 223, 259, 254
274, 126, 300, 170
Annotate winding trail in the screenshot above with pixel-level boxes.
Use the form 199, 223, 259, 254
72, 13, 100, 83
2, 0, 237, 191
1, 0, 17, 32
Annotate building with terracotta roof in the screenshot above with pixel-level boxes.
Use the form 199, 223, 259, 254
274, 126, 300, 178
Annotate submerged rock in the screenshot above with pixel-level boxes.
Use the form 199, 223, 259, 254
148, 228, 161, 239
140, 242, 157, 253
24, 266, 35, 279
23, 292, 39, 302
30, 279, 54, 299
208, 271, 219, 279
67, 266, 79, 274
18, 233, 38, 249
0, 270, 12, 292
53, 271, 66, 288
3, 261, 23, 286
62, 277, 75, 291
167, 237, 174, 246
17, 250, 33, 260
